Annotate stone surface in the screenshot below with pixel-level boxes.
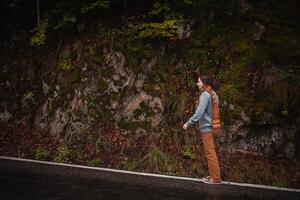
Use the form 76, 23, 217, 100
225, 123, 298, 158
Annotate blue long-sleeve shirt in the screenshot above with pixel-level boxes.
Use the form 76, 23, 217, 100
185, 91, 219, 133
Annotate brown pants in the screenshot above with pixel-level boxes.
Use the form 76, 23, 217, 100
201, 132, 221, 182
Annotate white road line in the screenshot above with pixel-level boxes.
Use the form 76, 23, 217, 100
1, 156, 299, 193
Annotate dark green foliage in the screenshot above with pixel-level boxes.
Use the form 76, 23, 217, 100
117, 119, 138, 131
35, 147, 49, 160
31, 20, 49, 46
133, 145, 171, 173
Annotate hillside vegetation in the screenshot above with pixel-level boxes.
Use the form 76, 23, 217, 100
0, 0, 299, 188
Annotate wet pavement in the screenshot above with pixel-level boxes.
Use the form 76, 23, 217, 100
0, 157, 300, 200
0, 170, 289, 200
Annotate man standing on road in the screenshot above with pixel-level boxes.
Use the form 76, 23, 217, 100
183, 75, 222, 184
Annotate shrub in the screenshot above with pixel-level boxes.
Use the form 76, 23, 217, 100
35, 147, 49, 160
54, 144, 70, 163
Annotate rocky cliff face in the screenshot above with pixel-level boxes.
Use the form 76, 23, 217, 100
217, 119, 298, 159
26, 44, 164, 144
0, 34, 298, 160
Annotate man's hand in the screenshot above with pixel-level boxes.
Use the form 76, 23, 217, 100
182, 123, 188, 130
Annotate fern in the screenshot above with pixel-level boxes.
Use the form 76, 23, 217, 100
30, 19, 49, 46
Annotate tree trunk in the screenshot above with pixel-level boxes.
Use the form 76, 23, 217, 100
123, 0, 127, 15
36, 0, 41, 26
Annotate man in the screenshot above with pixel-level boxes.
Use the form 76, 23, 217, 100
183, 75, 222, 184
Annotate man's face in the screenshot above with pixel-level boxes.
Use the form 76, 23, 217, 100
197, 78, 204, 90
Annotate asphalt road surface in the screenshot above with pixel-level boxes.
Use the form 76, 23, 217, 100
0, 170, 280, 200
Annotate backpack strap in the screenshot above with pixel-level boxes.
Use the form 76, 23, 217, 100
205, 88, 221, 129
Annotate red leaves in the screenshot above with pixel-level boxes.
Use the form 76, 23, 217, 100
0, 122, 59, 159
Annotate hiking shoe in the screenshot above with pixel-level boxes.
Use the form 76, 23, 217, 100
202, 177, 221, 184
200, 176, 211, 182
